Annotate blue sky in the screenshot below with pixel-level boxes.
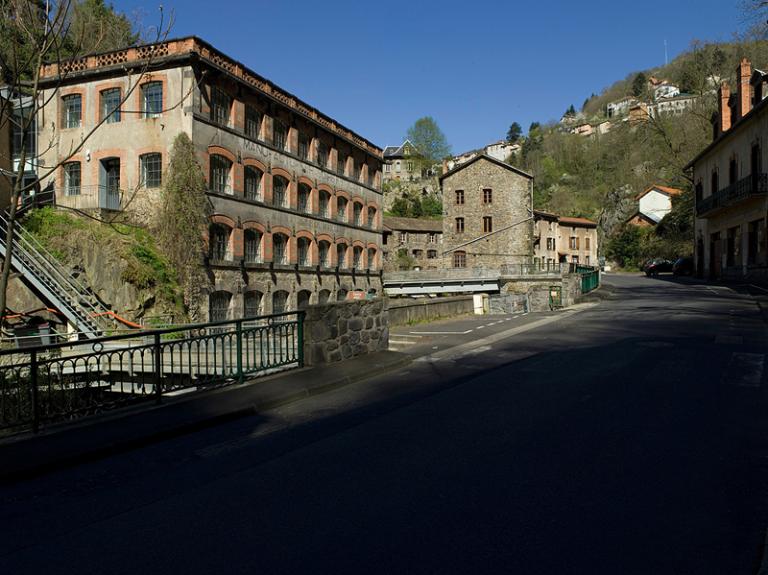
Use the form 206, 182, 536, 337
116, 0, 746, 154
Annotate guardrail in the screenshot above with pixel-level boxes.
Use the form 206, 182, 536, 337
0, 312, 304, 434
577, 266, 600, 293
696, 173, 768, 216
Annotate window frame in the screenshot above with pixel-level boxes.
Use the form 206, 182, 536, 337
455, 217, 465, 233
100, 88, 121, 124
141, 81, 163, 119
63, 162, 81, 196
140, 153, 162, 188
62, 94, 82, 129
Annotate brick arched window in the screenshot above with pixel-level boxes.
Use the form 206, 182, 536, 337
273, 175, 289, 208
272, 233, 289, 265
337, 196, 348, 222
337, 243, 348, 268
298, 183, 311, 213
209, 223, 231, 261
244, 229, 262, 263
209, 291, 231, 322
318, 240, 331, 267
297, 237, 311, 266
210, 154, 232, 194
244, 167, 263, 202
319, 190, 331, 218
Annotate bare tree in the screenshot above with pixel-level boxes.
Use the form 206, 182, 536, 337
0, 0, 176, 329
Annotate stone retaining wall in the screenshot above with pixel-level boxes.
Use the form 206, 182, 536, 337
387, 295, 475, 326
303, 298, 388, 365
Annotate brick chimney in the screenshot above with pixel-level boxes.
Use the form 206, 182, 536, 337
738, 58, 753, 120
718, 82, 732, 134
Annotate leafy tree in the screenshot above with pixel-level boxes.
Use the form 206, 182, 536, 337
420, 194, 443, 217
632, 72, 647, 97
506, 122, 522, 143
65, 0, 139, 56
405, 116, 451, 163
157, 133, 211, 318
606, 225, 643, 268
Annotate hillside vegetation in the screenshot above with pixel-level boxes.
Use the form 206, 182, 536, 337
517, 38, 768, 267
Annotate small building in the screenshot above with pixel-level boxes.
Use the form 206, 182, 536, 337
485, 140, 520, 162
533, 211, 599, 266
626, 184, 683, 227
607, 97, 638, 118
688, 57, 768, 279
440, 154, 533, 269
382, 140, 424, 183
382, 216, 442, 271
652, 93, 698, 116
571, 123, 594, 137
654, 83, 681, 101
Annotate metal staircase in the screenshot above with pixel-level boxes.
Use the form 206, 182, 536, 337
0, 211, 112, 339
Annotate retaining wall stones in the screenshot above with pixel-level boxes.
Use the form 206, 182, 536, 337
303, 298, 388, 365
387, 295, 474, 326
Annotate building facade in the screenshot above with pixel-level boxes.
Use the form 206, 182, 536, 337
381, 216, 442, 271
626, 184, 682, 227
440, 155, 533, 269
382, 140, 423, 183
36, 37, 384, 320
689, 58, 768, 279
533, 211, 599, 266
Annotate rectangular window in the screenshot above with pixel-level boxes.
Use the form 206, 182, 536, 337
456, 217, 464, 233
298, 134, 310, 160
317, 142, 329, 168
273, 120, 287, 150
337, 153, 346, 176
429, 233, 437, 243
245, 106, 262, 140
483, 188, 492, 204
546, 238, 555, 250
100, 88, 121, 123
210, 86, 231, 126
63, 162, 81, 196
427, 250, 437, 259
384, 163, 391, 173
353, 160, 361, 181
141, 82, 163, 118
454, 251, 466, 268
399, 232, 408, 244
62, 94, 82, 128
455, 190, 464, 205
585, 237, 591, 250
367, 167, 375, 187
483, 216, 493, 233
569, 236, 579, 250
140, 153, 162, 188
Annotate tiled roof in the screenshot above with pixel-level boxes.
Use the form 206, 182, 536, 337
635, 184, 683, 200
383, 216, 443, 233
559, 216, 597, 227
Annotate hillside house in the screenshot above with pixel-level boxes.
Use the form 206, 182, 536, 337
382, 216, 442, 271
626, 184, 683, 227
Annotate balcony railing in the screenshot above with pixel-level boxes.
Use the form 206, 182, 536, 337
697, 173, 768, 216
56, 185, 123, 211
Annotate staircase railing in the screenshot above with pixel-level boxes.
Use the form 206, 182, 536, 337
0, 211, 112, 338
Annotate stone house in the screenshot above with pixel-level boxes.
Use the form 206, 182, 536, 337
35, 37, 384, 320
382, 140, 424, 183
533, 211, 599, 266
440, 154, 533, 269
688, 58, 768, 279
382, 216, 442, 271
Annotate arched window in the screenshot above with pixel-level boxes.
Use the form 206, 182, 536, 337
367, 207, 376, 228
318, 289, 331, 304
453, 250, 466, 268
244, 290, 263, 318
336, 243, 348, 269
244, 229, 262, 263
209, 291, 231, 322
318, 240, 331, 267
244, 167, 263, 202
210, 154, 232, 194
272, 290, 289, 314
209, 224, 231, 261
336, 289, 348, 301
273, 175, 288, 208
297, 290, 311, 309
297, 237, 311, 266
336, 196, 348, 222
319, 190, 331, 218
298, 183, 311, 213
272, 233, 288, 265
353, 202, 363, 226
367, 248, 376, 270
353, 246, 364, 270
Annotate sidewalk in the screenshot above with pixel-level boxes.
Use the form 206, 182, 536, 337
0, 299, 600, 482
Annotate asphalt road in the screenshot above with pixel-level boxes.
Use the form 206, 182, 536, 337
3, 274, 768, 574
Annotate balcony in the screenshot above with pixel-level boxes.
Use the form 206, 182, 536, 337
697, 173, 768, 217
56, 185, 123, 211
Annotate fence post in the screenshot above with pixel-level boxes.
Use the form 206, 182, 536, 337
297, 311, 305, 368
153, 333, 162, 404
236, 319, 243, 384
30, 349, 39, 433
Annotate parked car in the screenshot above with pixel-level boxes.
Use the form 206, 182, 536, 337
672, 257, 694, 276
644, 258, 673, 276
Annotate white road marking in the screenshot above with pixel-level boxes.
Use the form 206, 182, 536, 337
408, 330, 473, 335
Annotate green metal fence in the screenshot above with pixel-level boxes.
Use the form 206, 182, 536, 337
579, 266, 600, 293
0, 312, 304, 435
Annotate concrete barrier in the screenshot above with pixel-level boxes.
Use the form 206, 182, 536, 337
387, 295, 475, 327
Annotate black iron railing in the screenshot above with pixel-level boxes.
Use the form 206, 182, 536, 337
0, 312, 304, 434
697, 173, 768, 216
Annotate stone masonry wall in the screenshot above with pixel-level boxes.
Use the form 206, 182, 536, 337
303, 298, 388, 365
441, 157, 533, 269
